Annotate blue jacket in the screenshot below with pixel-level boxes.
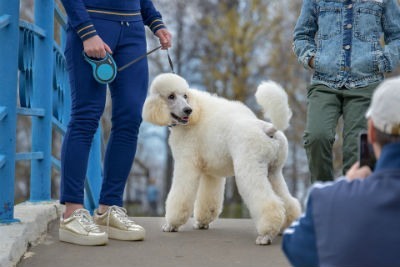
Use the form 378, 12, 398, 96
282, 142, 400, 267
293, 0, 400, 89
61, 0, 165, 41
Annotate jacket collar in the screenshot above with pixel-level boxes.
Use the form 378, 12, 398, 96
374, 142, 400, 171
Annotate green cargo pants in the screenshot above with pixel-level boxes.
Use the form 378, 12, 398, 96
304, 82, 379, 182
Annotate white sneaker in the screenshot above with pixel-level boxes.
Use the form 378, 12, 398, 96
59, 209, 108, 246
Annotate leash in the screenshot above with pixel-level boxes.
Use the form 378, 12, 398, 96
119, 46, 175, 73
83, 46, 175, 84
166, 49, 175, 74
118, 45, 162, 72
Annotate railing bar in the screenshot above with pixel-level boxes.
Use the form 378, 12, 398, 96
0, 106, 7, 121
19, 20, 46, 38
53, 42, 65, 58
1, 1, 20, 223
15, 152, 44, 161
0, 14, 10, 29
52, 117, 66, 134
54, 4, 68, 30
0, 154, 5, 169
51, 156, 61, 172
84, 179, 97, 213
17, 107, 45, 117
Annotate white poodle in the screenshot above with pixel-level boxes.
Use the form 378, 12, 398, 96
142, 73, 301, 245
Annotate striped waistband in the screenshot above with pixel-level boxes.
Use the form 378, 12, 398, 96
87, 8, 142, 21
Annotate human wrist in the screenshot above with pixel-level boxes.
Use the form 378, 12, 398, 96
76, 21, 98, 41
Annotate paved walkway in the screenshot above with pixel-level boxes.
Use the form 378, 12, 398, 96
17, 217, 291, 267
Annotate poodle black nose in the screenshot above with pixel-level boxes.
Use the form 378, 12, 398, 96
183, 107, 192, 115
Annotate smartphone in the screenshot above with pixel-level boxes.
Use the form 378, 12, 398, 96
358, 132, 376, 170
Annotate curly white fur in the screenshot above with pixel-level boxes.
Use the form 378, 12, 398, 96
143, 73, 301, 245
255, 81, 292, 131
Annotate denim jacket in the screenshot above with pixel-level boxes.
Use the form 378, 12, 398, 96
293, 0, 400, 89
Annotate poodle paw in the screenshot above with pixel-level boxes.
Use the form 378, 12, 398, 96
255, 235, 272, 245
162, 223, 179, 232
193, 221, 209, 230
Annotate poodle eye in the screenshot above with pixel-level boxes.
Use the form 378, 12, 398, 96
183, 94, 188, 99
168, 94, 175, 100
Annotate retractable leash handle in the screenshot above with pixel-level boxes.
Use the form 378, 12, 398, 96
83, 51, 117, 84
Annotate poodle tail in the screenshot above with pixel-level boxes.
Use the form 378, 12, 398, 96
255, 81, 292, 131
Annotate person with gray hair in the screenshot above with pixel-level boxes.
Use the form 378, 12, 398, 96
282, 76, 400, 267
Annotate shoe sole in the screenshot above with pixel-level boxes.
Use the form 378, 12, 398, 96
59, 229, 108, 246
98, 225, 145, 241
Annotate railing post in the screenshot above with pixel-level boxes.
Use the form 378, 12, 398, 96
84, 128, 103, 212
0, 1, 20, 223
30, 0, 54, 202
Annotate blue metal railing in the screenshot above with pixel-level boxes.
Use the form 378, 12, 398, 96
0, 2, 19, 223
0, 0, 103, 223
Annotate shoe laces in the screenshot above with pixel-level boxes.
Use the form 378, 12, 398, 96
73, 209, 100, 232
106, 205, 136, 230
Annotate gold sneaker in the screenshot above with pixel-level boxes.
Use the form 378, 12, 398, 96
94, 206, 145, 241
59, 208, 108, 246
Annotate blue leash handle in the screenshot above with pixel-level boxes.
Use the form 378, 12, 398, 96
83, 51, 117, 84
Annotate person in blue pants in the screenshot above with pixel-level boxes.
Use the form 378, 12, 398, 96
59, 0, 172, 246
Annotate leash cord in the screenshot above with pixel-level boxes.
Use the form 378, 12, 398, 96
167, 49, 175, 74
117, 45, 175, 74
118, 45, 162, 72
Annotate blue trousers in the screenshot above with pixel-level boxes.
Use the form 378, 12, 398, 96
60, 18, 148, 207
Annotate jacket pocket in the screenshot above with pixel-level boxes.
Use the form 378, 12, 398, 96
317, 6, 342, 40
354, 2, 383, 42
313, 38, 342, 76
374, 42, 389, 73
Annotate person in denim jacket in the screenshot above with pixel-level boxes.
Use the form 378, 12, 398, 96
293, 0, 400, 182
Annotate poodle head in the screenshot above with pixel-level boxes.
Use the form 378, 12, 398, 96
143, 73, 199, 126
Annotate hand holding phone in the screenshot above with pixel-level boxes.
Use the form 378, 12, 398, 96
346, 162, 372, 180
358, 132, 376, 170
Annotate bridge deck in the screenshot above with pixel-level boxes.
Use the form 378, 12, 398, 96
17, 217, 290, 267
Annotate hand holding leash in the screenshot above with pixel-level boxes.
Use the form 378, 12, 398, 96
155, 28, 172, 50
83, 35, 112, 59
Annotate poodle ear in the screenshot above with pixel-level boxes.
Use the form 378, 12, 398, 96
142, 94, 171, 126
187, 89, 201, 125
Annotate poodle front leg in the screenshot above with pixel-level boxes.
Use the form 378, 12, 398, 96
163, 163, 200, 232
193, 175, 225, 230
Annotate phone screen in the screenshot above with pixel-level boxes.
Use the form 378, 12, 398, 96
359, 132, 376, 170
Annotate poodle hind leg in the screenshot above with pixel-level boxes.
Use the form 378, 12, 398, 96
234, 160, 286, 245
193, 175, 225, 230
269, 167, 302, 232
163, 164, 200, 232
